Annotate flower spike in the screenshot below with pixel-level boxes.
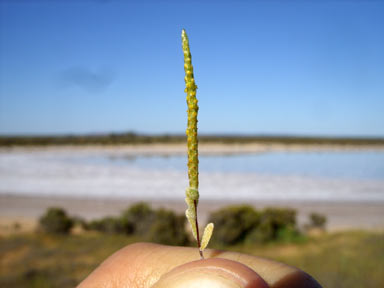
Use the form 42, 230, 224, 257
182, 29, 214, 259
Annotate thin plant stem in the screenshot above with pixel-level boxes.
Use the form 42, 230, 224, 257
194, 199, 204, 259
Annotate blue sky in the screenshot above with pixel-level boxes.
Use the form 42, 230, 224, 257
0, 1, 383, 137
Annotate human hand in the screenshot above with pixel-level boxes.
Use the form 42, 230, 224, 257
78, 242, 322, 288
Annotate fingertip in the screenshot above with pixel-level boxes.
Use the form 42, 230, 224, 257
152, 258, 269, 288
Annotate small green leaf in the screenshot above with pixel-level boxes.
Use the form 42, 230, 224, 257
200, 223, 214, 252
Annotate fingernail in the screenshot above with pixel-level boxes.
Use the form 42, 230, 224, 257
152, 258, 269, 288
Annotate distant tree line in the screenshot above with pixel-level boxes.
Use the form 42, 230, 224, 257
1, 132, 383, 146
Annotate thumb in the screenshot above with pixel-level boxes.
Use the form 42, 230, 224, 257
152, 258, 269, 288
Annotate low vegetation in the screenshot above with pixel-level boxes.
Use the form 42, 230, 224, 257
208, 205, 302, 246
81, 202, 189, 246
38, 208, 74, 235
1, 230, 383, 288
1, 203, 382, 287
308, 212, 327, 229
37, 203, 310, 246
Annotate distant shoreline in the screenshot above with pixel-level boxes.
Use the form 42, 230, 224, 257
1, 142, 384, 157
1, 134, 384, 148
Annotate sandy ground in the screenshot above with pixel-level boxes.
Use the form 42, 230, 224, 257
1, 194, 383, 235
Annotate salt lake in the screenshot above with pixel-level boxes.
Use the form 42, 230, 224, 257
1, 147, 383, 201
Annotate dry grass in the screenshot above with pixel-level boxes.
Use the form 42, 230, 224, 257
0, 230, 383, 287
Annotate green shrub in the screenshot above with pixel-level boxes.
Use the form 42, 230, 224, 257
208, 205, 260, 246
39, 207, 74, 235
246, 220, 273, 244
120, 202, 156, 236
276, 226, 303, 243
147, 209, 189, 246
208, 206, 300, 245
84, 202, 155, 235
309, 213, 327, 229
87, 217, 125, 234
83, 202, 189, 246
257, 207, 297, 242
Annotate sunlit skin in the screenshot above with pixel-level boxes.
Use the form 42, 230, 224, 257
78, 242, 322, 288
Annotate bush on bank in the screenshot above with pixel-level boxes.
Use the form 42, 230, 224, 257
39, 207, 74, 235
83, 202, 189, 246
208, 205, 302, 245
39, 203, 326, 246
309, 212, 327, 229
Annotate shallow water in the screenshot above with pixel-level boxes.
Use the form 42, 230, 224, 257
0, 148, 383, 201
106, 151, 384, 180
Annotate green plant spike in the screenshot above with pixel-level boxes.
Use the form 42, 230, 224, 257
182, 29, 214, 259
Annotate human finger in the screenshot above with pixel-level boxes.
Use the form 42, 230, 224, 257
78, 242, 321, 288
